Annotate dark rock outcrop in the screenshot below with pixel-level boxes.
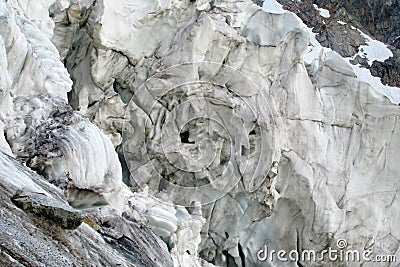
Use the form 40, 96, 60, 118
262, 0, 400, 88
315, 0, 400, 44
97, 212, 175, 267
276, 0, 365, 57
370, 48, 400, 87
12, 190, 83, 229
312, 0, 400, 87
0, 152, 173, 267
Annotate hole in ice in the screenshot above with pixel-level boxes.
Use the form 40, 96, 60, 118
180, 131, 195, 144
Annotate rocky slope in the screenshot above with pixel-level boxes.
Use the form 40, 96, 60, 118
273, 0, 400, 88
0, 0, 400, 266
0, 152, 173, 266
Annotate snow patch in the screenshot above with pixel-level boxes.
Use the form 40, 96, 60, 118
313, 4, 330, 18
337, 20, 347, 25
345, 59, 400, 104
304, 27, 400, 104
354, 29, 393, 66
262, 0, 286, 14
304, 27, 324, 64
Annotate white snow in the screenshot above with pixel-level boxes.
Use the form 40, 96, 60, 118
262, 0, 286, 14
342, 28, 398, 102
304, 27, 326, 66
345, 58, 400, 104
304, 27, 400, 104
337, 20, 347, 25
0, 152, 51, 196
313, 4, 330, 18
355, 29, 393, 66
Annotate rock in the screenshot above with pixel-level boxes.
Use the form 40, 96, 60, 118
313, 0, 400, 88
11, 190, 83, 229
275, 0, 400, 88
316, 0, 400, 45
271, 0, 361, 56
370, 48, 400, 88
85, 208, 174, 267
0, 151, 174, 266
394, 36, 400, 49
83, 216, 101, 231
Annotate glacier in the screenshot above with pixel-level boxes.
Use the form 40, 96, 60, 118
0, 0, 399, 266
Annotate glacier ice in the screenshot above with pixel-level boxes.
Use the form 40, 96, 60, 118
0, 0, 399, 266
